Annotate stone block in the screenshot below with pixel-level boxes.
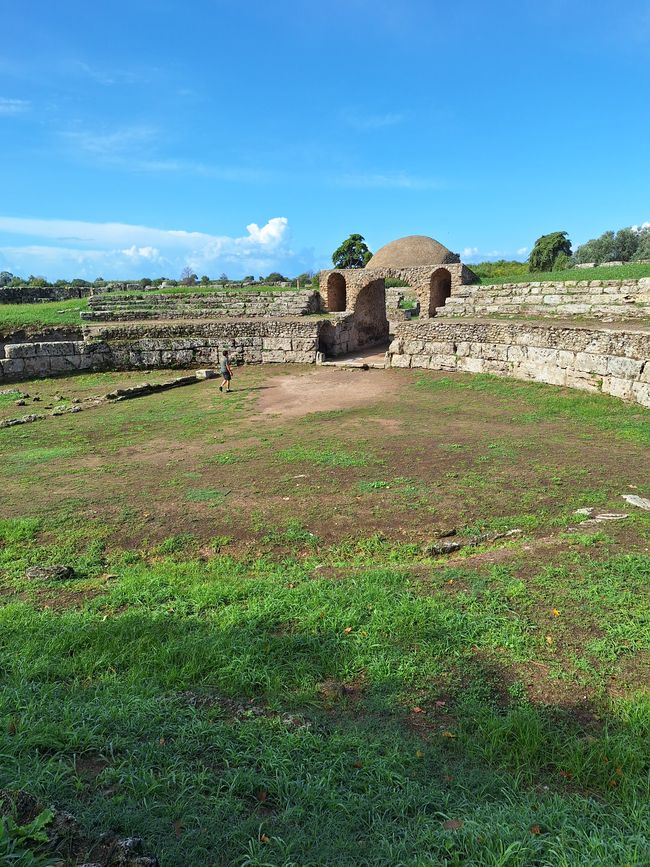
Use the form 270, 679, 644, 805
0, 358, 25, 375
5, 343, 37, 358
261, 351, 287, 363
631, 381, 650, 408
263, 338, 293, 351
390, 354, 412, 368
506, 345, 527, 363
565, 369, 601, 393
602, 376, 633, 400
607, 356, 643, 378
456, 357, 484, 373
574, 352, 609, 375
161, 350, 194, 366
403, 339, 425, 354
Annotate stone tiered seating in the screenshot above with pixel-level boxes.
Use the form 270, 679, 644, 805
81, 291, 321, 322
436, 279, 650, 320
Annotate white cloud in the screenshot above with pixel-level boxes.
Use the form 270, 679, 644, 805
61, 125, 158, 158
336, 172, 444, 190
461, 246, 479, 258
0, 215, 298, 280
0, 97, 30, 115
344, 111, 406, 131
517, 246, 529, 256
121, 245, 162, 262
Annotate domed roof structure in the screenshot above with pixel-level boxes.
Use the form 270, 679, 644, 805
365, 235, 459, 269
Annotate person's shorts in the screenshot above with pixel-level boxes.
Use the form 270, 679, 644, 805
222, 371, 232, 381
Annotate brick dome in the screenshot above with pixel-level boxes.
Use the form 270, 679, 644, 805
365, 235, 459, 269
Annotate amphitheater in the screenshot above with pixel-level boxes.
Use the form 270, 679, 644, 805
1, 234, 649, 408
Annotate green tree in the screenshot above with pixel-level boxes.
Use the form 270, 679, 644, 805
0, 271, 14, 286
200, 275, 210, 285
265, 272, 287, 282
331, 234, 372, 269
632, 227, 650, 261
528, 231, 572, 272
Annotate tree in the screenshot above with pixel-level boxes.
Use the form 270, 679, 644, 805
528, 232, 572, 272
0, 271, 14, 287
27, 275, 48, 287
180, 267, 197, 286
139, 277, 152, 287
265, 272, 287, 282
218, 272, 229, 282
332, 234, 372, 269
242, 275, 255, 283
633, 227, 650, 261
200, 275, 210, 285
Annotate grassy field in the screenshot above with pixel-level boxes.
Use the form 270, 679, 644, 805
0, 286, 311, 332
0, 298, 89, 330
0, 366, 649, 865
478, 262, 650, 285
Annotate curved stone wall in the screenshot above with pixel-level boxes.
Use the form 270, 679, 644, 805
439, 278, 650, 319
388, 320, 650, 408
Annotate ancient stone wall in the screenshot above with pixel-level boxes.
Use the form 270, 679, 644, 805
0, 285, 91, 304
0, 320, 323, 383
388, 320, 650, 408
438, 278, 650, 320
81, 290, 322, 322
320, 265, 475, 318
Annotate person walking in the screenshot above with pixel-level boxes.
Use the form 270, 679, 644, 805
219, 350, 233, 392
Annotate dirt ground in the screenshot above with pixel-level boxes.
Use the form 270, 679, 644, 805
256, 367, 400, 417
1, 364, 648, 556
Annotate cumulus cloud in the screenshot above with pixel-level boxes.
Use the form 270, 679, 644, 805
461, 246, 479, 258
0, 215, 299, 280
0, 97, 30, 115
517, 246, 529, 256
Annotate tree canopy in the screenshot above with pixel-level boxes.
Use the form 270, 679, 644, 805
332, 234, 372, 269
574, 226, 650, 265
528, 232, 572, 272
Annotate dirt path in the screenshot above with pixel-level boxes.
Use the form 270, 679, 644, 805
255, 367, 402, 418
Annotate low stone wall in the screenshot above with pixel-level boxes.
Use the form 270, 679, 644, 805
81, 290, 322, 321
438, 278, 650, 319
0, 286, 91, 304
0, 320, 323, 382
388, 320, 650, 408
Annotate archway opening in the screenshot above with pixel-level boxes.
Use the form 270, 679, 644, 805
352, 279, 389, 349
428, 268, 452, 316
327, 272, 347, 312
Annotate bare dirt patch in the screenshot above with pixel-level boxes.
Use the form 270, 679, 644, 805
255, 367, 402, 418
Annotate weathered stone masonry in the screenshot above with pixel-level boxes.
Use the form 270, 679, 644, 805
0, 320, 322, 382
388, 320, 650, 408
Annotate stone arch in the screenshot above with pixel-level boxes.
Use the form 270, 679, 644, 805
327, 272, 347, 312
352, 279, 389, 348
428, 268, 452, 316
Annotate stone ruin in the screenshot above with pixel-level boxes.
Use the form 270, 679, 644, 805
0, 233, 649, 408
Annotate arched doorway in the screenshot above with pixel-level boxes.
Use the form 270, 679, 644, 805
428, 268, 452, 316
327, 272, 347, 312
352, 279, 389, 348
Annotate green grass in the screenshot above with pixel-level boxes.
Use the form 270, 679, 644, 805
0, 367, 649, 864
0, 298, 88, 330
478, 262, 650, 285
277, 445, 376, 467
0, 522, 648, 865
416, 373, 650, 447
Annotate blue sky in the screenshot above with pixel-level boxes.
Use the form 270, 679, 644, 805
1, 0, 649, 280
